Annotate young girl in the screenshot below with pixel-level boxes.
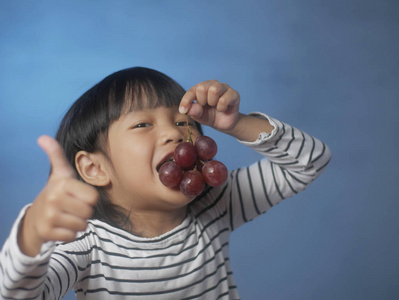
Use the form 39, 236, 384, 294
0, 67, 331, 299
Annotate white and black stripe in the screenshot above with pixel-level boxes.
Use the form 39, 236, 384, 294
0, 113, 331, 299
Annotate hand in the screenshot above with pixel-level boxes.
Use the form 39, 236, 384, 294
18, 136, 99, 256
179, 80, 241, 132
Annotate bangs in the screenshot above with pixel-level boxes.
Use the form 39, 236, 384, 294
106, 67, 186, 121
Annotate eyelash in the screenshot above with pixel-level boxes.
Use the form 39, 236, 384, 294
175, 121, 188, 126
133, 121, 193, 129
134, 123, 151, 128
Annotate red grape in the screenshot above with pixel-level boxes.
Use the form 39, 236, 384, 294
158, 161, 183, 187
158, 134, 227, 195
174, 142, 197, 168
195, 136, 218, 160
202, 160, 228, 187
179, 170, 205, 196
196, 160, 204, 172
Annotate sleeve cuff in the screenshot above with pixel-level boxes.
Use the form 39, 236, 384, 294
237, 112, 279, 146
9, 204, 55, 264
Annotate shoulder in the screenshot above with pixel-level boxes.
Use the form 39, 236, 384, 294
190, 183, 231, 223
54, 219, 132, 252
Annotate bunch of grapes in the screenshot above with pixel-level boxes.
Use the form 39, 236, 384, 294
158, 124, 228, 196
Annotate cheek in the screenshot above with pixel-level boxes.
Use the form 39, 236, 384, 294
110, 142, 154, 177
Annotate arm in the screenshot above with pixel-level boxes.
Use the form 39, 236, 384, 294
180, 81, 331, 229
18, 136, 98, 257
228, 112, 330, 228
0, 136, 98, 299
0, 207, 90, 299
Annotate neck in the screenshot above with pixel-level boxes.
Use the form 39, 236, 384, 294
126, 207, 188, 238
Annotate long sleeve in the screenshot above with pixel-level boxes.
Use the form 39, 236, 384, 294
0, 206, 88, 300
200, 112, 331, 231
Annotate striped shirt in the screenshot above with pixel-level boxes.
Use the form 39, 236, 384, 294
0, 113, 331, 299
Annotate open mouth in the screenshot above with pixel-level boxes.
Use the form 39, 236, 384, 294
156, 153, 175, 173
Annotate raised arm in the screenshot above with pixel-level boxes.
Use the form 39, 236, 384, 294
0, 136, 98, 299
179, 80, 331, 229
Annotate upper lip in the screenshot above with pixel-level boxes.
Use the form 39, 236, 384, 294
156, 151, 175, 172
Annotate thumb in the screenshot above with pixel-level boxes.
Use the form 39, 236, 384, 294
38, 135, 76, 178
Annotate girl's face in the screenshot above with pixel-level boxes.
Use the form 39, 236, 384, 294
103, 105, 201, 214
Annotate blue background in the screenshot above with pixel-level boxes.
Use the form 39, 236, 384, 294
1, 1, 398, 299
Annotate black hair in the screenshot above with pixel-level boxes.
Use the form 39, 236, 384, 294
55, 67, 203, 230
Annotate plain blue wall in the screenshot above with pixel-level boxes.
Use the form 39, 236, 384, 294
1, 1, 398, 299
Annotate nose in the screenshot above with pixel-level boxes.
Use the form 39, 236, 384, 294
159, 124, 184, 145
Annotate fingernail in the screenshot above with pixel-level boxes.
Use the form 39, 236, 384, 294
179, 105, 187, 114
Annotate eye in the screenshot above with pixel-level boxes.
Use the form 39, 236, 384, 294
134, 122, 152, 128
175, 121, 188, 127
176, 120, 196, 127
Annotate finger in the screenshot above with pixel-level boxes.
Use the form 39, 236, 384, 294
179, 89, 196, 114
186, 103, 204, 120
36, 211, 82, 242
216, 88, 240, 112
63, 178, 99, 206
60, 193, 95, 220
207, 82, 229, 107
195, 82, 212, 106
54, 213, 89, 233
38, 135, 76, 178
180, 81, 217, 114
46, 227, 79, 243
187, 104, 215, 127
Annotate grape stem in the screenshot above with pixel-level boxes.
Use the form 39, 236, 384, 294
186, 114, 193, 143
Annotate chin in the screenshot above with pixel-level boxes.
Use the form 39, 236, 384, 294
161, 187, 195, 208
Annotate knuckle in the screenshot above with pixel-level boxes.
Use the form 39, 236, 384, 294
46, 191, 59, 205
219, 96, 228, 105
209, 84, 221, 95
197, 84, 207, 93
45, 208, 59, 224
50, 177, 69, 196
188, 87, 196, 94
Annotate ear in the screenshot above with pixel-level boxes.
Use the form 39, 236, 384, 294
75, 151, 110, 187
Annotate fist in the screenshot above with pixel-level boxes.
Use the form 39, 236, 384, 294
18, 136, 99, 256
179, 80, 240, 132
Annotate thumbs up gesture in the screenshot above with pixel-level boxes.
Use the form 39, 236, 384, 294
17, 136, 99, 257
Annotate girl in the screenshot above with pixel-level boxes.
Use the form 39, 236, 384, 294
0, 67, 331, 299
